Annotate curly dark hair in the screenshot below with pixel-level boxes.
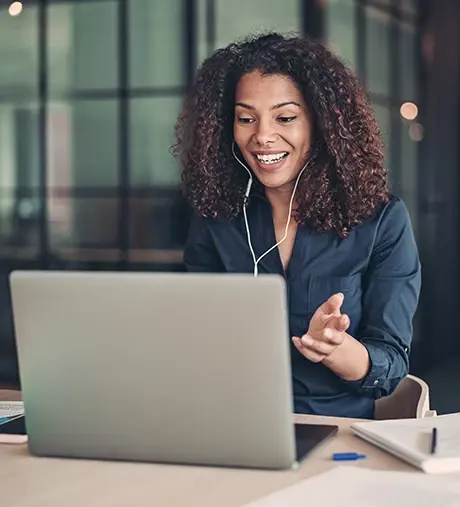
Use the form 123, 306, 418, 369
174, 32, 389, 236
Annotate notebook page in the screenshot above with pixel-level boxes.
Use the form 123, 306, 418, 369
352, 413, 460, 460
0, 401, 24, 419
244, 466, 460, 507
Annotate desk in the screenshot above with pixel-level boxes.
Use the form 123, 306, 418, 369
0, 389, 415, 507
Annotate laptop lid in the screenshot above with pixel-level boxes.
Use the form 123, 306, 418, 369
10, 270, 297, 469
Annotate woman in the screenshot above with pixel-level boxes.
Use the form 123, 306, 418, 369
174, 33, 421, 419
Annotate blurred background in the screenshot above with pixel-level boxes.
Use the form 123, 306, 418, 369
0, 0, 458, 412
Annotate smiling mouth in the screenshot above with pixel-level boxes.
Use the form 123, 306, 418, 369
254, 152, 288, 165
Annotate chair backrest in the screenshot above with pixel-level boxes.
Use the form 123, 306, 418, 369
374, 374, 437, 420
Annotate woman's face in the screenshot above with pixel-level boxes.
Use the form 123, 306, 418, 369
233, 71, 312, 191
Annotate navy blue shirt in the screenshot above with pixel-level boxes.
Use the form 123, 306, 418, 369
184, 194, 421, 419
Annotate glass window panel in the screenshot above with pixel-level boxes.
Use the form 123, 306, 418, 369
214, 0, 301, 50
326, 0, 356, 70
0, 105, 18, 191
0, 5, 38, 99
0, 189, 40, 255
130, 97, 182, 187
47, 100, 119, 188
0, 101, 40, 256
372, 103, 391, 169
48, 197, 119, 250
15, 106, 41, 189
365, 6, 390, 97
196, 0, 209, 66
0, 192, 20, 241
400, 0, 417, 14
47, 1, 118, 95
0, 103, 40, 190
130, 194, 190, 251
400, 20, 416, 102
129, 0, 186, 88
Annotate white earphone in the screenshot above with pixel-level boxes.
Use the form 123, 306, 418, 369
231, 142, 308, 277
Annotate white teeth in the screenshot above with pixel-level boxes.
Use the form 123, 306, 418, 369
256, 152, 288, 164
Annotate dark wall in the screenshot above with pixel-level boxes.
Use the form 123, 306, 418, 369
417, 0, 460, 368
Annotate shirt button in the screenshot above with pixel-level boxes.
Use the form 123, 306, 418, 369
373, 379, 379, 386
404, 347, 408, 353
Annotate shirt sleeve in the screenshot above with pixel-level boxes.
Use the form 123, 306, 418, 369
183, 215, 225, 272
341, 197, 421, 399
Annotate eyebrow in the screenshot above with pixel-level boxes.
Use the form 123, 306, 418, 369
235, 101, 301, 110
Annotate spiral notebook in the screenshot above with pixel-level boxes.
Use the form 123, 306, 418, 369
351, 412, 460, 474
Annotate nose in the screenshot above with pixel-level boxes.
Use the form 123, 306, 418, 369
253, 118, 277, 146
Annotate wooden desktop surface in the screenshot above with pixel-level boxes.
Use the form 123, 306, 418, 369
0, 389, 427, 507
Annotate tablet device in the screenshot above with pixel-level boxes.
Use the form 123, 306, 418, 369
295, 423, 338, 461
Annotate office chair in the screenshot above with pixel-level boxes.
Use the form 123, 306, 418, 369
374, 374, 437, 420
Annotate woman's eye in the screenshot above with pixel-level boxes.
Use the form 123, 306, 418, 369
237, 117, 254, 124
278, 116, 297, 123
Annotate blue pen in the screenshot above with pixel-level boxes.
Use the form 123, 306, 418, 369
332, 452, 366, 461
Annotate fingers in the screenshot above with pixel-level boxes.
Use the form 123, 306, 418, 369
321, 292, 344, 315
300, 294, 349, 363
317, 312, 349, 331
306, 328, 344, 351
292, 327, 346, 361
327, 313, 350, 333
292, 336, 326, 363
309, 293, 345, 332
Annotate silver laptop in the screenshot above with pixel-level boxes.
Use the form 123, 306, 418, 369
9, 270, 337, 469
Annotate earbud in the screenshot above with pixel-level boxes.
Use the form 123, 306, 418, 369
232, 141, 308, 277
244, 177, 253, 203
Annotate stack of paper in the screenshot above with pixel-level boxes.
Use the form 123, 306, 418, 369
244, 466, 460, 506
351, 413, 460, 473
0, 401, 24, 419
0, 401, 26, 444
